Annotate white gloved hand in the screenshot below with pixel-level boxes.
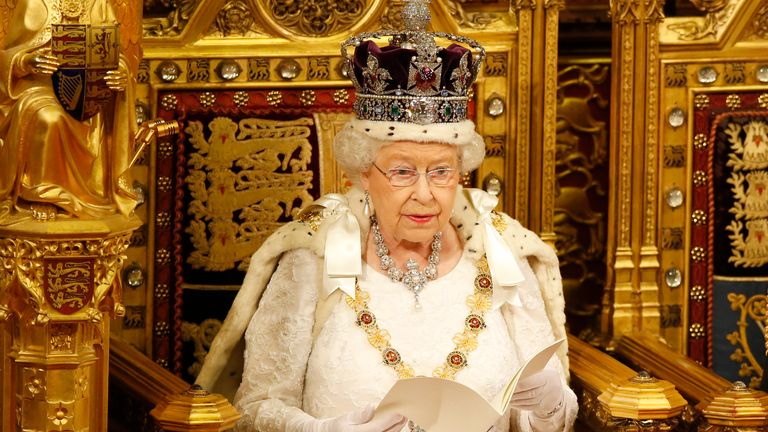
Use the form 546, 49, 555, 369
508, 368, 564, 418
294, 404, 406, 432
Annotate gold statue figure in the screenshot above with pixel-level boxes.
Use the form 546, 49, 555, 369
0, 0, 138, 221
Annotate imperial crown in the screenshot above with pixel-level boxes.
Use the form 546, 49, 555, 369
341, 0, 485, 125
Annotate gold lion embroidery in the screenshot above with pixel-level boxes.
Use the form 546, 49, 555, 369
185, 117, 315, 271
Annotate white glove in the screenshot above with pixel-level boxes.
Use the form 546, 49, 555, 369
290, 404, 406, 432
508, 369, 565, 418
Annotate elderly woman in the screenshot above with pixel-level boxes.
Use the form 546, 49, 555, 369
195, 2, 577, 431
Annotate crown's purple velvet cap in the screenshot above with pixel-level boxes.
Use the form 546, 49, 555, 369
352, 40, 474, 95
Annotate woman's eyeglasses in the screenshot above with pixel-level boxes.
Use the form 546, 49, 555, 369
372, 163, 457, 187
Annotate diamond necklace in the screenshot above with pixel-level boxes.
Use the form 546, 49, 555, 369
371, 217, 442, 308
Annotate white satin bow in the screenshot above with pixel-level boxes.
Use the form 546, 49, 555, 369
465, 189, 525, 306
316, 194, 361, 298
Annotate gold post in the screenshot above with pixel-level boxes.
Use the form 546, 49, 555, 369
0, 215, 140, 431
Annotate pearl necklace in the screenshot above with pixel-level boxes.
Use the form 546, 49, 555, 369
371, 218, 441, 309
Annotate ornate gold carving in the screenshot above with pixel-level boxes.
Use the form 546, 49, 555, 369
744, 2, 768, 40
726, 293, 766, 388
644, 6, 661, 247
484, 135, 505, 157
610, 0, 641, 25
667, 0, 735, 41
308, 58, 330, 80
185, 117, 314, 271
541, 3, 561, 235
267, 0, 366, 37
444, 0, 501, 30
44, 258, 93, 314
137, 60, 150, 83
123, 305, 145, 329
199, 91, 216, 107
50, 323, 75, 352
24, 368, 47, 400
144, 0, 199, 37
662, 228, 683, 250
0, 228, 132, 322
381, 0, 405, 29
188, 59, 210, 82
556, 62, 610, 332
724, 63, 746, 84
248, 58, 271, 81
515, 7, 533, 222
182, 319, 222, 377
484, 53, 508, 77
212, 0, 261, 37
664, 146, 685, 167
665, 64, 687, 87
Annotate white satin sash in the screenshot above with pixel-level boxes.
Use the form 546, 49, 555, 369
318, 194, 361, 298
465, 189, 525, 307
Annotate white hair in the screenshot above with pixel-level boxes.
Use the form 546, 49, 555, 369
332, 119, 486, 184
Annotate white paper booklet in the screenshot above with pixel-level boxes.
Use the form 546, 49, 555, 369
373, 338, 565, 432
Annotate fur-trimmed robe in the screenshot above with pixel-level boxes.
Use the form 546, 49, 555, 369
196, 187, 569, 396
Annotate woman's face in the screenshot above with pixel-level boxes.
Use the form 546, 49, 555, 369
360, 141, 461, 246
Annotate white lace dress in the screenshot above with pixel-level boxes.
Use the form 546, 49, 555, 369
233, 248, 577, 432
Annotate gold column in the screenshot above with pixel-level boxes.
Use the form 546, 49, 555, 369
605, 0, 664, 338
0, 215, 139, 431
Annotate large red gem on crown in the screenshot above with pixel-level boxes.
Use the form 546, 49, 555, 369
414, 66, 436, 90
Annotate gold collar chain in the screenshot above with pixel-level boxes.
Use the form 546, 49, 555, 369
345, 255, 493, 380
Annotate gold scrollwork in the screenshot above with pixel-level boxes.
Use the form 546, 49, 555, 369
745, 2, 768, 40
210, 0, 265, 37
182, 318, 222, 377
184, 117, 315, 271
555, 63, 610, 328
666, 0, 734, 41
266, 0, 366, 37
726, 292, 766, 388
50, 323, 75, 352
143, 0, 199, 37
444, 0, 501, 30
0, 233, 130, 321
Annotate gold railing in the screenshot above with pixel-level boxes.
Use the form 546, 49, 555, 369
615, 333, 768, 430
109, 336, 239, 431
568, 334, 686, 430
